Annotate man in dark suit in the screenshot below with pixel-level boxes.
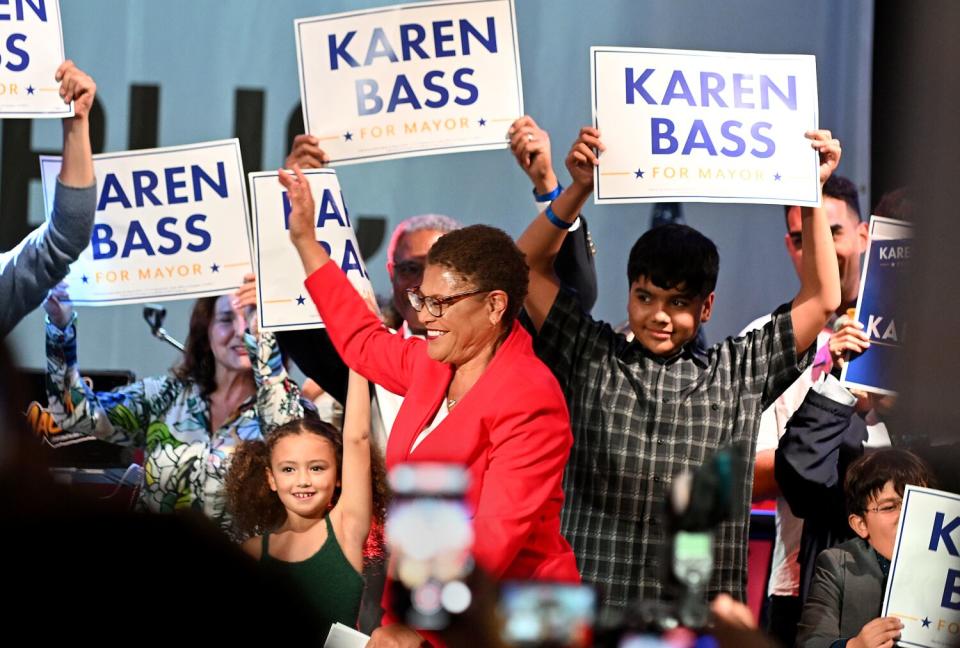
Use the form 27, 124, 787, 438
796, 449, 933, 648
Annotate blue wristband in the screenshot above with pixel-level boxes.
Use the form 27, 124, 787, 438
544, 204, 574, 230
533, 184, 563, 203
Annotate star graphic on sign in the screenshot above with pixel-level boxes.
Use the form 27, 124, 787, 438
26, 85, 35, 95
478, 117, 486, 126
774, 172, 782, 181
634, 168, 645, 179
922, 617, 932, 628
81, 275, 89, 284
210, 263, 220, 273
344, 131, 353, 141
296, 295, 306, 305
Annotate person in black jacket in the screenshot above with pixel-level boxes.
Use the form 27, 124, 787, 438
775, 375, 869, 603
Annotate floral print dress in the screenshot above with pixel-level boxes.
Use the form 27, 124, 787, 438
44, 317, 303, 534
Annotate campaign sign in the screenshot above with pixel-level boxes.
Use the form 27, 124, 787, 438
295, 0, 523, 165
883, 485, 960, 648
249, 169, 374, 332
841, 216, 914, 395
40, 140, 253, 305
0, 0, 73, 118
590, 47, 819, 206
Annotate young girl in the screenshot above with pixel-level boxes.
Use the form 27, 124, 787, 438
226, 370, 388, 637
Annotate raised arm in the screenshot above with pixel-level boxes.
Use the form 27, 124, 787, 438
234, 274, 305, 429
510, 116, 598, 313
42, 285, 158, 446
774, 377, 866, 519
334, 369, 373, 573
273, 138, 352, 401
282, 166, 417, 394
516, 127, 602, 331
509, 115, 561, 199
791, 131, 843, 354
0, 63, 96, 336
57, 60, 95, 188
282, 165, 331, 275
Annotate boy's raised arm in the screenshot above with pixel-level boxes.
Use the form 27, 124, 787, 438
791, 130, 843, 354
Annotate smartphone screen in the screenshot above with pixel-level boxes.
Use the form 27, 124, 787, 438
499, 582, 596, 647
385, 463, 474, 630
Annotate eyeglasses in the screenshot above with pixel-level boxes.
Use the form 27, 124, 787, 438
406, 287, 488, 317
393, 259, 425, 281
864, 499, 903, 515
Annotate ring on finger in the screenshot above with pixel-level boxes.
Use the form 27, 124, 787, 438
527, 133, 534, 142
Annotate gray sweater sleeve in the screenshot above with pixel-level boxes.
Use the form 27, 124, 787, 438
0, 179, 97, 337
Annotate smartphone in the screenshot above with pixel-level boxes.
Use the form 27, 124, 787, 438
499, 582, 596, 647
385, 463, 473, 630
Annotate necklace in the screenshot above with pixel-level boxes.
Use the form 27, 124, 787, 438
446, 397, 457, 410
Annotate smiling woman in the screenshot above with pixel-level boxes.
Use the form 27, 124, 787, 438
280, 165, 580, 646
40, 280, 305, 535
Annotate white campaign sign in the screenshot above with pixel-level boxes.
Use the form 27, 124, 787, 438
0, 0, 73, 118
295, 0, 523, 165
883, 485, 960, 648
591, 47, 819, 206
40, 140, 253, 305
249, 169, 374, 332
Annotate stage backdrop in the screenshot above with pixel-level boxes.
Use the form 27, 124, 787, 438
2, 0, 873, 379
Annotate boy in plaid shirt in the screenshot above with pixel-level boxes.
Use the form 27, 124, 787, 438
514, 124, 842, 619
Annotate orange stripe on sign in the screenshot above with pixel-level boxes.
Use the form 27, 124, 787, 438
890, 613, 918, 621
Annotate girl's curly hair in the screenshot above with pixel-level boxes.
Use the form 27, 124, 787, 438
225, 416, 390, 558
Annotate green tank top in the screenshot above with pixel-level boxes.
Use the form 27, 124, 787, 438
260, 515, 364, 638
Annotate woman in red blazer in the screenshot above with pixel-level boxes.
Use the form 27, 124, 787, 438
280, 167, 579, 646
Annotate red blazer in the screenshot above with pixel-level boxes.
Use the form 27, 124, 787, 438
305, 263, 579, 583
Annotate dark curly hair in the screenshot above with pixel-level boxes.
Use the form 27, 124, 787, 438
225, 417, 390, 558
172, 296, 222, 397
426, 224, 529, 331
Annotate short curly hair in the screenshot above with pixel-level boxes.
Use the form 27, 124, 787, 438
426, 224, 529, 331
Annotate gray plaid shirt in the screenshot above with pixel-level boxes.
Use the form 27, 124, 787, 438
535, 290, 812, 617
